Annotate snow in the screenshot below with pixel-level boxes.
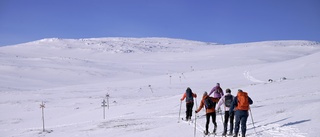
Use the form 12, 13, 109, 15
0, 38, 319, 137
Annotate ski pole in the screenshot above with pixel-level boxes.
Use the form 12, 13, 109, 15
194, 97, 198, 137
178, 101, 182, 123
249, 108, 258, 136
220, 109, 224, 126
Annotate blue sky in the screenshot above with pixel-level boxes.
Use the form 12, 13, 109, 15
0, 0, 319, 46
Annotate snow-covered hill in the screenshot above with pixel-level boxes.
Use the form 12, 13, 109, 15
0, 38, 319, 137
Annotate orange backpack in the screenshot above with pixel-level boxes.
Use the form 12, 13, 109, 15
236, 92, 249, 110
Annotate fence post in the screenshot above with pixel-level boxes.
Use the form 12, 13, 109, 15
40, 102, 46, 132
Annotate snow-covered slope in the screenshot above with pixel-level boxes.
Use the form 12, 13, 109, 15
0, 38, 319, 137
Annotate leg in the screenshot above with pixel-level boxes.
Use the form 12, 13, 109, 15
185, 103, 189, 119
205, 113, 211, 134
229, 111, 235, 134
223, 111, 230, 135
234, 111, 240, 136
186, 103, 193, 120
211, 112, 217, 133
240, 113, 249, 136
189, 102, 194, 120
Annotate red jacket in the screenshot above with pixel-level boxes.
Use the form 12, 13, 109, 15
181, 93, 197, 103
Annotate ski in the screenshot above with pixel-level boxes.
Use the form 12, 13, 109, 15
203, 131, 217, 137
181, 118, 193, 125
203, 132, 236, 137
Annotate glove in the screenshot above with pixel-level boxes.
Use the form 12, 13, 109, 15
218, 108, 221, 113
195, 110, 198, 113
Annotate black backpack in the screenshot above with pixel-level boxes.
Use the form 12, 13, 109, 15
186, 88, 194, 102
205, 97, 215, 109
224, 94, 233, 107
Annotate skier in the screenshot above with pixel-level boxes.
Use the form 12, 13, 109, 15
180, 87, 197, 121
229, 89, 253, 137
208, 83, 224, 99
216, 88, 235, 136
195, 91, 219, 135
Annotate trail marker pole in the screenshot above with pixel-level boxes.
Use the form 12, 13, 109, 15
106, 94, 110, 109
40, 102, 46, 132
169, 75, 172, 84
148, 85, 153, 93
101, 100, 107, 119
182, 73, 186, 79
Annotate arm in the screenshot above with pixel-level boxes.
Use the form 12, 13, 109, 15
248, 96, 253, 105
180, 93, 186, 101
208, 87, 216, 96
193, 93, 197, 98
195, 99, 204, 113
229, 96, 238, 113
215, 96, 224, 110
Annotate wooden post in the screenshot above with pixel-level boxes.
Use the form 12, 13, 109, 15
101, 100, 107, 119
148, 85, 153, 93
40, 102, 45, 132
106, 94, 110, 109
182, 73, 186, 79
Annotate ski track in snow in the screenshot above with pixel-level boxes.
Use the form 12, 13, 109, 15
243, 71, 266, 83
261, 124, 307, 137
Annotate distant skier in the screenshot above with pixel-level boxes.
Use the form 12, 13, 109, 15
195, 92, 219, 135
229, 89, 253, 137
208, 83, 224, 99
180, 87, 197, 121
216, 88, 235, 136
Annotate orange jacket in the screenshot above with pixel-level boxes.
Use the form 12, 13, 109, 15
196, 95, 219, 114
181, 93, 197, 103
236, 91, 250, 110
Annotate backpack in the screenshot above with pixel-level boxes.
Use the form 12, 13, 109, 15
224, 94, 233, 107
205, 97, 215, 109
236, 92, 249, 110
186, 88, 194, 103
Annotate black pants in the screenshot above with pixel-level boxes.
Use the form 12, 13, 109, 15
224, 111, 234, 134
206, 112, 217, 132
186, 102, 194, 120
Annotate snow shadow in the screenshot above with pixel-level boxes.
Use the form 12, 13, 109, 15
264, 117, 290, 126
281, 119, 311, 127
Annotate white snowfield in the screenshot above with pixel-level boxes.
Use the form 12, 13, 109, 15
0, 37, 319, 137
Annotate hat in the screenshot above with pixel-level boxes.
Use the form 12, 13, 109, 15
238, 89, 243, 92
226, 88, 231, 93
216, 83, 220, 86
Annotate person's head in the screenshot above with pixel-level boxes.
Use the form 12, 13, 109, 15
216, 83, 220, 86
203, 91, 208, 97
226, 88, 231, 93
186, 87, 192, 93
238, 89, 243, 92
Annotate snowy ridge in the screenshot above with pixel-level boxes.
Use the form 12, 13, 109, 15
15, 37, 218, 54
1, 38, 320, 137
